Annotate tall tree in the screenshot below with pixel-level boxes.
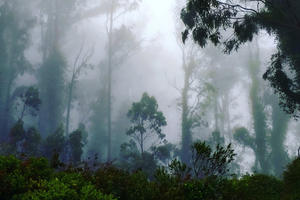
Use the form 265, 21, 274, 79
103, 0, 140, 161
65, 45, 93, 136
38, 0, 87, 136
175, 0, 206, 164
126, 93, 167, 154
181, 0, 300, 117
0, 0, 33, 140
81, 0, 140, 161
248, 48, 270, 173
269, 95, 290, 175
264, 90, 290, 175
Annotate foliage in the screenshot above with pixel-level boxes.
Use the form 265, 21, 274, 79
22, 127, 41, 157
69, 129, 84, 165
0, 156, 115, 200
43, 125, 65, 160
181, 0, 300, 117
283, 158, 300, 200
234, 174, 283, 200
126, 93, 167, 154
191, 141, 236, 178
0, 0, 33, 138
39, 48, 66, 137
0, 155, 299, 200
120, 93, 170, 177
18, 87, 41, 120
8, 120, 26, 153
93, 165, 153, 200
4, 120, 41, 156
234, 127, 255, 149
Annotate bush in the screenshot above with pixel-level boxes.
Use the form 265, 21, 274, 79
0, 156, 115, 200
235, 174, 283, 200
283, 157, 300, 200
93, 165, 154, 200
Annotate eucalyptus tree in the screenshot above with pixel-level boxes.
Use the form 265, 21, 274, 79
233, 43, 290, 174
65, 45, 93, 136
181, 0, 300, 117
79, 0, 141, 161
126, 93, 167, 154
37, 0, 88, 136
18, 87, 42, 121
102, 0, 141, 161
120, 93, 170, 176
266, 92, 290, 176
248, 47, 270, 173
0, 0, 33, 140
175, 0, 209, 164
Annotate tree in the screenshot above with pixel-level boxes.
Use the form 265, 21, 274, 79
191, 141, 235, 178
283, 157, 300, 199
66, 45, 93, 136
22, 127, 41, 157
264, 90, 290, 176
80, 0, 141, 161
103, 0, 140, 161
175, 0, 210, 164
39, 49, 66, 136
126, 93, 167, 154
119, 93, 169, 177
43, 125, 65, 159
88, 87, 109, 161
38, 0, 86, 137
18, 87, 42, 121
181, 0, 300, 117
69, 129, 84, 165
8, 120, 26, 154
0, 0, 33, 140
248, 46, 270, 173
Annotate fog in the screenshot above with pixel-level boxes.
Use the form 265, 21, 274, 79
0, 0, 299, 178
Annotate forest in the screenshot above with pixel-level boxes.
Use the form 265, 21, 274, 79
0, 0, 300, 199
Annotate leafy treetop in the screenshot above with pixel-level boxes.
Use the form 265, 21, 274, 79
126, 93, 167, 154
181, 0, 300, 118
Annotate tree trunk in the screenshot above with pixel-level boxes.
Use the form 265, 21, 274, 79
270, 99, 289, 176
180, 49, 192, 164
106, 0, 114, 162
249, 47, 269, 174
66, 79, 74, 136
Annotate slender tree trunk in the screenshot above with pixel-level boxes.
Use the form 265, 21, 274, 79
107, 0, 114, 162
0, 35, 12, 139
1, 74, 13, 137
249, 47, 269, 173
140, 132, 144, 154
270, 100, 289, 176
66, 79, 74, 136
214, 97, 219, 131
181, 49, 192, 164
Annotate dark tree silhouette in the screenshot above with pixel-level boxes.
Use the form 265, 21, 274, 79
181, 0, 300, 117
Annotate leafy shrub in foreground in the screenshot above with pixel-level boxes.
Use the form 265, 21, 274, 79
283, 157, 300, 200
234, 174, 283, 200
0, 156, 115, 200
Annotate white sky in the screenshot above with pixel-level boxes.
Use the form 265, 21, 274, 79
140, 0, 178, 52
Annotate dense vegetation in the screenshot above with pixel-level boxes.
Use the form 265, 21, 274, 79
0, 151, 299, 199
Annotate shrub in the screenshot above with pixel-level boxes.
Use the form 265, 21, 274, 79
283, 157, 300, 200
235, 174, 283, 200
0, 156, 115, 200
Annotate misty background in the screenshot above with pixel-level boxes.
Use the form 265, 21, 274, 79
1, 0, 299, 177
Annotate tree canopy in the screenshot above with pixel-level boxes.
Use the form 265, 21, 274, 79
126, 93, 167, 154
181, 0, 300, 117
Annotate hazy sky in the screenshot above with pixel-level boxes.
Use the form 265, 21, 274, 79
141, 0, 178, 52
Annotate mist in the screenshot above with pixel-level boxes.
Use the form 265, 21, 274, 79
1, 1, 300, 198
